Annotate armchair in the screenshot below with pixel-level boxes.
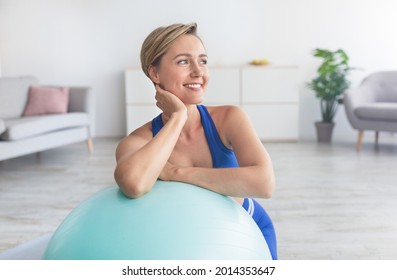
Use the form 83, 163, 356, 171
344, 71, 397, 151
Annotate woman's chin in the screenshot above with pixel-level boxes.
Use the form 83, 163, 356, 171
181, 94, 205, 105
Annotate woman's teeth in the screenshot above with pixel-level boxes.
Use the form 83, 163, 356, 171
185, 84, 201, 88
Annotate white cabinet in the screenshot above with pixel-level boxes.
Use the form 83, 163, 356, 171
242, 104, 299, 140
205, 67, 240, 105
242, 67, 299, 103
241, 66, 299, 141
125, 66, 299, 140
124, 69, 159, 134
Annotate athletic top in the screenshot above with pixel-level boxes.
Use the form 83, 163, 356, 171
151, 105, 239, 168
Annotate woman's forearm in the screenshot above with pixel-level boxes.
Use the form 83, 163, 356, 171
170, 164, 275, 198
115, 111, 187, 198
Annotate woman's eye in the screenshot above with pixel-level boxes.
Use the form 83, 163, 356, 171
177, 60, 188, 65
200, 59, 208, 65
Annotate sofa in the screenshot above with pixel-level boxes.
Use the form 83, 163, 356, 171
0, 76, 93, 161
344, 71, 397, 151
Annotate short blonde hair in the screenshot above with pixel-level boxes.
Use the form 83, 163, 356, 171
140, 23, 200, 79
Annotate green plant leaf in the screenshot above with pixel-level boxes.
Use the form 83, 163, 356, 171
307, 48, 355, 122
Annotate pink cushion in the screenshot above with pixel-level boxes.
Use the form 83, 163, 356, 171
22, 86, 70, 116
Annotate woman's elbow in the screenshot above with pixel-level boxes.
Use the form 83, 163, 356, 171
120, 183, 147, 199
114, 168, 150, 199
259, 168, 276, 199
262, 181, 275, 199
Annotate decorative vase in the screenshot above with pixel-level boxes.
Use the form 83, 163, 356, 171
315, 121, 335, 142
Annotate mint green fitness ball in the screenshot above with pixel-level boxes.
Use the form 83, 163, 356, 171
43, 181, 271, 260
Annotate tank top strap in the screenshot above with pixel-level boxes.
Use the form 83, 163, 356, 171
197, 105, 239, 168
152, 113, 163, 137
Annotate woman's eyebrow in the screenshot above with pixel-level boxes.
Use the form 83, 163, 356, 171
173, 53, 208, 59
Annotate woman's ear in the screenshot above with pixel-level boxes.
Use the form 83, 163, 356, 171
148, 65, 160, 84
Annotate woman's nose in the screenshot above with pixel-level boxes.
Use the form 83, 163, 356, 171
190, 62, 203, 77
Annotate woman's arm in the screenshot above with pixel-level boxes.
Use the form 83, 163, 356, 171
114, 86, 187, 198
160, 106, 275, 198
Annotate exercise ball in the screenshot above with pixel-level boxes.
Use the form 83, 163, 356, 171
43, 181, 271, 260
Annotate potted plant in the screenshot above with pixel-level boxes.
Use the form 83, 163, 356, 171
307, 48, 353, 142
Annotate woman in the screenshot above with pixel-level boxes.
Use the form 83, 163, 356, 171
114, 23, 277, 259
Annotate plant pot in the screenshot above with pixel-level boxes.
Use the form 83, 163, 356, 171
315, 121, 335, 142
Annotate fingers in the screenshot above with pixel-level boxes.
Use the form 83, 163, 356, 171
154, 85, 187, 119
155, 84, 169, 97
154, 84, 169, 101
154, 84, 168, 105
154, 84, 160, 96
159, 161, 178, 181
155, 83, 163, 92
154, 85, 178, 106
154, 85, 173, 115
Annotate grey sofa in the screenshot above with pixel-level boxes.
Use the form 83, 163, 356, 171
0, 76, 93, 161
344, 71, 397, 151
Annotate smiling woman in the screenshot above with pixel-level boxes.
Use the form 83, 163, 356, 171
114, 23, 278, 259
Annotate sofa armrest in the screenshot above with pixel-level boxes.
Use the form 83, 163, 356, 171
68, 87, 95, 137
344, 86, 376, 110
0, 118, 5, 135
344, 84, 377, 130
68, 87, 92, 114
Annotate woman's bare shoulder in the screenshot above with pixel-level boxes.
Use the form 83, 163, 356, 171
127, 121, 153, 138
206, 105, 246, 124
204, 105, 249, 147
206, 105, 242, 117
116, 121, 153, 161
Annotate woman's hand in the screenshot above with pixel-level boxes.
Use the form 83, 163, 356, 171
158, 161, 179, 181
155, 85, 187, 122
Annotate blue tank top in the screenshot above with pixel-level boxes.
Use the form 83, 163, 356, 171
151, 105, 239, 168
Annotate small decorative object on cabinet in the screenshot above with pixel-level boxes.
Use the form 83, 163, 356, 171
307, 48, 354, 142
125, 65, 299, 141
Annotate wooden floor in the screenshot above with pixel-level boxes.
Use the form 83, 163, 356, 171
1, 137, 397, 259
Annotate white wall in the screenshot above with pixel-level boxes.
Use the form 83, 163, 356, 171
1, 0, 396, 139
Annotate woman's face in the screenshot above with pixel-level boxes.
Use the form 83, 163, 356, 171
150, 34, 209, 105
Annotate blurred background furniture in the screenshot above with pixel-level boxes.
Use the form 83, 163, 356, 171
0, 76, 93, 161
344, 71, 397, 151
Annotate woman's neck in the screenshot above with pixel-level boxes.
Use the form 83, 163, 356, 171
182, 104, 202, 134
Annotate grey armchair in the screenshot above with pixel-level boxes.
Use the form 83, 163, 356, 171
344, 71, 397, 151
